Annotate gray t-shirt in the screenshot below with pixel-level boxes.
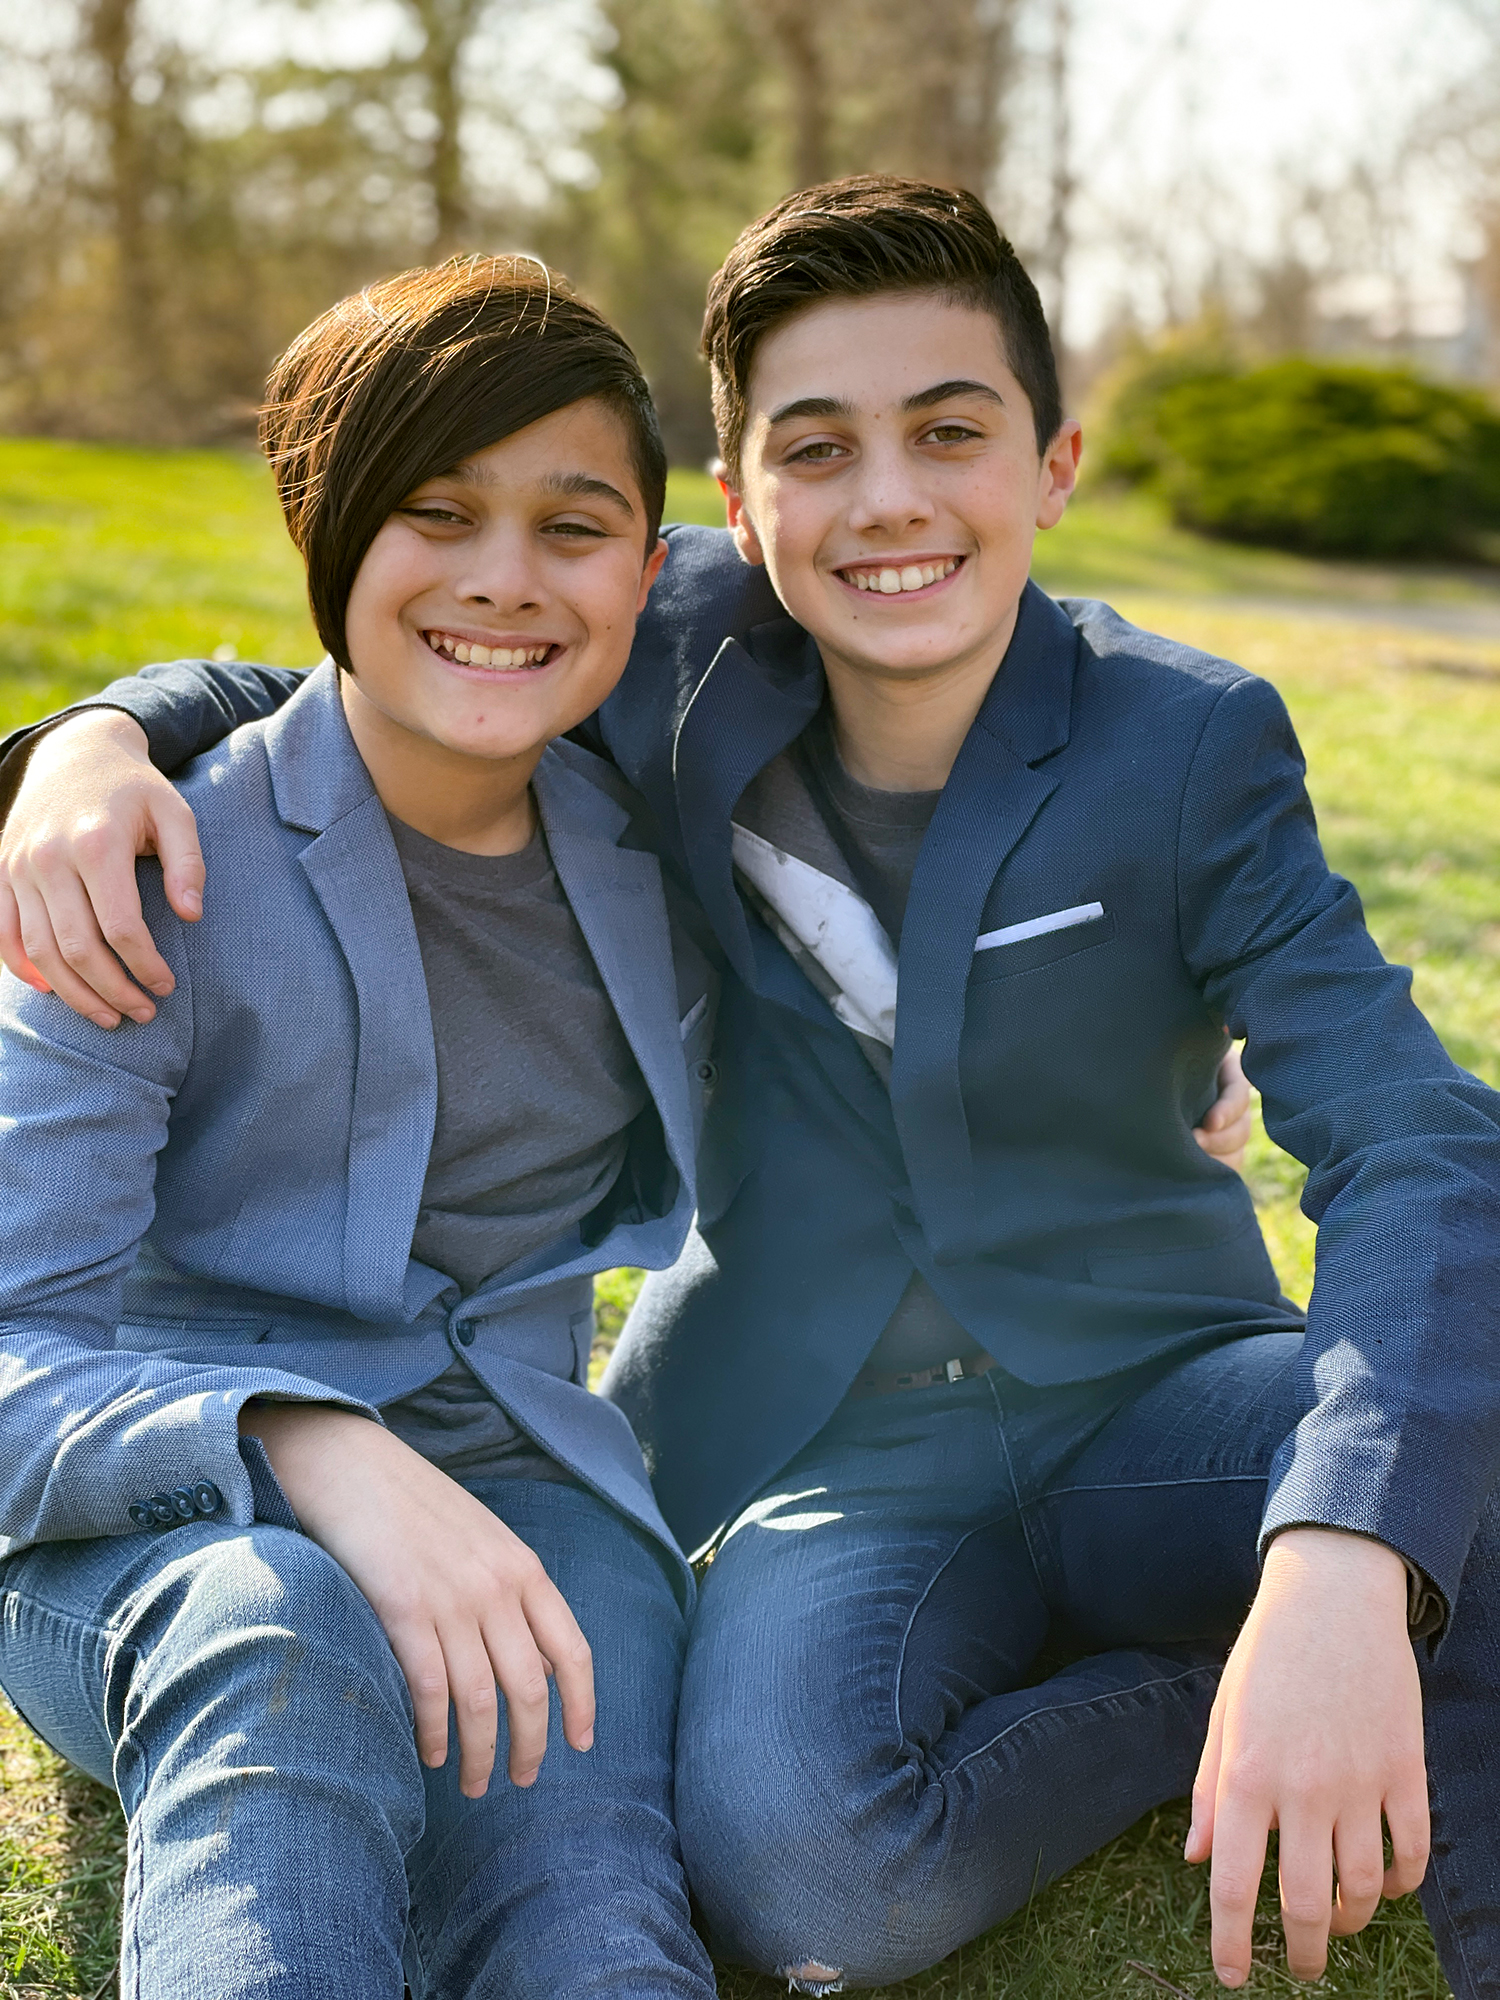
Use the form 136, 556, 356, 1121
795, 717, 986, 1377
379, 812, 650, 1482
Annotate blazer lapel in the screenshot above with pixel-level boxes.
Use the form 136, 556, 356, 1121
891, 585, 1080, 1260
671, 619, 825, 991
265, 668, 437, 1322
534, 751, 697, 1190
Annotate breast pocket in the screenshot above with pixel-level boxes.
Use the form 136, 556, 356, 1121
968, 906, 1116, 986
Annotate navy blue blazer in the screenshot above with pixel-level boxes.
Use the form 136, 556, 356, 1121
0, 665, 718, 1595
23, 529, 1500, 1613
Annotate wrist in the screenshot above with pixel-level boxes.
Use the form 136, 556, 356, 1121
1262, 1525, 1410, 1615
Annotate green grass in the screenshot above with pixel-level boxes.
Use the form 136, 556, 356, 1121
3, 437, 1497, 1996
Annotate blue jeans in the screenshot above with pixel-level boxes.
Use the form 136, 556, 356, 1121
677, 1329, 1500, 1995
0, 1480, 715, 2000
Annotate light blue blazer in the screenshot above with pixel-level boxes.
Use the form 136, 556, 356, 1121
0, 665, 717, 1595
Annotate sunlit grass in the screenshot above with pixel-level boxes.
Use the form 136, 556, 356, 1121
3, 437, 1494, 1995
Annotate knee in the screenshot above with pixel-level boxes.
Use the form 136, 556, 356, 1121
678, 1751, 901, 1989
123, 1524, 412, 1752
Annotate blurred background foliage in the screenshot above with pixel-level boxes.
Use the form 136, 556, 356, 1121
4, 0, 1500, 475
1096, 346, 1500, 558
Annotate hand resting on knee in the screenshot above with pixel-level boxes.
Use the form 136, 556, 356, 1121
240, 1402, 595, 1797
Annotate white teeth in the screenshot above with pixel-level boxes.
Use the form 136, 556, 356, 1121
844, 557, 960, 596
430, 633, 555, 668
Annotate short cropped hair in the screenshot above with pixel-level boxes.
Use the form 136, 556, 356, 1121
260, 255, 667, 669
703, 176, 1061, 477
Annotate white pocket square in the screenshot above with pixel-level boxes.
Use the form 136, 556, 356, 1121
974, 902, 1106, 953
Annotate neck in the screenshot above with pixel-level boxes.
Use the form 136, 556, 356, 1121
820, 599, 1020, 792
340, 676, 541, 854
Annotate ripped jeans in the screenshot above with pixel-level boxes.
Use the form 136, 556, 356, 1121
676, 1329, 1500, 1996
0, 1480, 715, 2000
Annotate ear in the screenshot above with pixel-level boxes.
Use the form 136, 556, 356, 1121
636, 536, 670, 611
720, 475, 767, 569
1036, 420, 1082, 531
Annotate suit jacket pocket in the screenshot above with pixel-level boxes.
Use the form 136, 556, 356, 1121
969, 910, 1116, 985
1087, 1214, 1282, 1303
116, 1318, 274, 1352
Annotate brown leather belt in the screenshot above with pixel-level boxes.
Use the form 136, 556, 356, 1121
847, 1352, 997, 1400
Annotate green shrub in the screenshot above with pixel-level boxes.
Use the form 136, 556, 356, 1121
1097, 352, 1500, 560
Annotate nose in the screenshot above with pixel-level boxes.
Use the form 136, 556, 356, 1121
845, 433, 935, 539
453, 520, 546, 613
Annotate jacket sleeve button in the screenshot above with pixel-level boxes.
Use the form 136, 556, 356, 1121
149, 1494, 178, 1525
192, 1481, 224, 1517
171, 1487, 198, 1520
128, 1502, 155, 1529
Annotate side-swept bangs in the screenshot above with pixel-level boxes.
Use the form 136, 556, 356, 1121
260, 255, 667, 668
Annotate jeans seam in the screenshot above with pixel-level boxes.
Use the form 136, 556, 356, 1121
1426, 1805, 1481, 2000
1042, 1474, 1269, 1500
892, 1513, 1025, 1751
943, 1662, 1220, 1782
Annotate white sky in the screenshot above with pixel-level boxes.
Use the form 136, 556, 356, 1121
1052, 0, 1488, 341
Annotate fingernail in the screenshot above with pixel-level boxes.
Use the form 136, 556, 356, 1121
1215, 1967, 1242, 1987
580, 1727, 594, 1751
24, 974, 51, 995
182, 891, 202, 915
149, 982, 174, 998
128, 1009, 154, 1025
91, 1013, 119, 1030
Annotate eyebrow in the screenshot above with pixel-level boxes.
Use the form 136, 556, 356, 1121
765, 379, 1006, 427
441, 462, 636, 516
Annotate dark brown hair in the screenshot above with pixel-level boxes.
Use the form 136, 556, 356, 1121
703, 176, 1061, 476
260, 254, 667, 669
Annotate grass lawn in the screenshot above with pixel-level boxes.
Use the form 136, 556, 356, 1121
2, 437, 1497, 1997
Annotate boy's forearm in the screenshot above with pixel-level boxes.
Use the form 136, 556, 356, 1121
1177, 674, 1500, 1627
0, 658, 307, 806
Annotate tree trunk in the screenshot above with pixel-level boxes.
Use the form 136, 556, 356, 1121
82, 0, 161, 415
408, 0, 481, 251
754, 1, 830, 189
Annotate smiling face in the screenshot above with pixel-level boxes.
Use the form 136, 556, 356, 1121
342, 396, 665, 782
724, 292, 1081, 698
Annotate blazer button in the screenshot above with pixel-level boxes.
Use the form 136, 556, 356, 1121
149, 1494, 178, 1525
454, 1322, 475, 1347
192, 1481, 224, 1517
694, 1059, 719, 1087
170, 1487, 198, 1520
128, 1502, 155, 1529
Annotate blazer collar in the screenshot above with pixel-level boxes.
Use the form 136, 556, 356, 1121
262, 665, 696, 1306
973, 579, 1079, 767
263, 661, 376, 833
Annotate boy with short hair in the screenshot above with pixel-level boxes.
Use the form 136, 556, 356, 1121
4, 178, 1498, 1996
